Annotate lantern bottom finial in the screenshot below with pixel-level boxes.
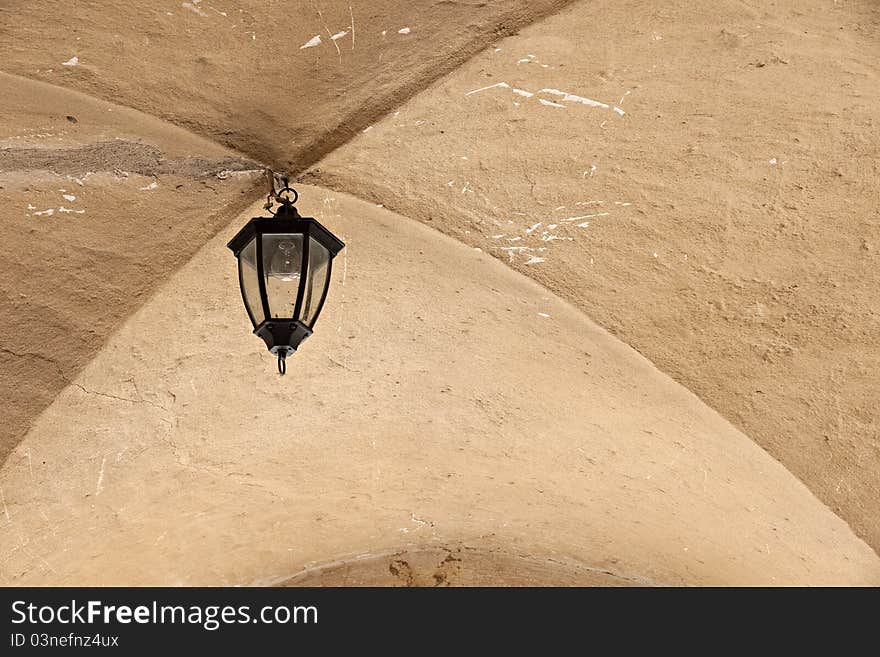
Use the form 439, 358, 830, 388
254, 319, 312, 361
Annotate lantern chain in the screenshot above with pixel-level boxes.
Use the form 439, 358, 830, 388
264, 169, 298, 216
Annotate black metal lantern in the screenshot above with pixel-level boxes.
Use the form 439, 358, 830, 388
227, 174, 345, 374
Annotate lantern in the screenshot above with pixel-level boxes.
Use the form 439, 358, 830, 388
227, 178, 345, 374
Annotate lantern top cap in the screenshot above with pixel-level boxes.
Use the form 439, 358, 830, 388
226, 212, 345, 258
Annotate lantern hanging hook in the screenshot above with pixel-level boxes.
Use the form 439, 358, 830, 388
264, 169, 298, 216
277, 351, 287, 375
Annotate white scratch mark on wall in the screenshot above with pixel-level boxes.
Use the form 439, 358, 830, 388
512, 88, 534, 97
497, 245, 528, 261
95, 456, 107, 496
312, 1, 341, 61
61, 56, 79, 67
465, 81, 509, 96
0, 484, 10, 523
410, 513, 429, 527
62, 194, 76, 201
563, 212, 609, 223
300, 35, 322, 49
525, 256, 546, 265
182, 1, 208, 17
398, 27, 411, 34
330, 30, 348, 40
542, 88, 608, 109
336, 235, 348, 334
139, 181, 158, 191
539, 99, 565, 108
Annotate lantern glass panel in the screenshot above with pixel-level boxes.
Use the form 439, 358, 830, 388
300, 236, 331, 327
262, 233, 304, 319
238, 238, 264, 326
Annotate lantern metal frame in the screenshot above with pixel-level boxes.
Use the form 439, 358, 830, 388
227, 177, 344, 374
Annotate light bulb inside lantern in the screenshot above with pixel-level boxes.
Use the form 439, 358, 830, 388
267, 239, 301, 282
